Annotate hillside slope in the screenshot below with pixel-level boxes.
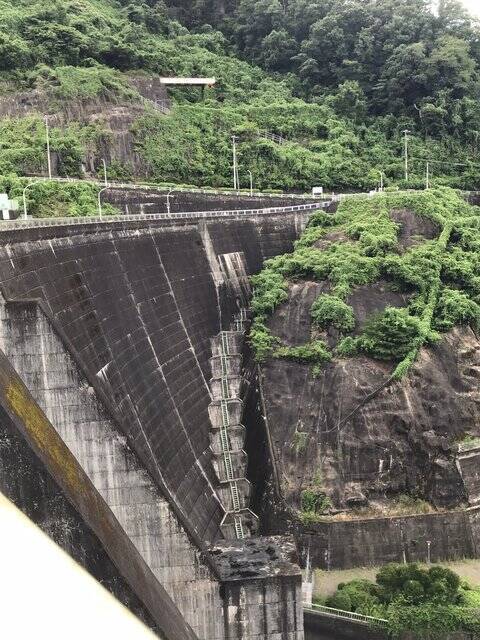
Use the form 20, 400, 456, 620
2, 0, 480, 210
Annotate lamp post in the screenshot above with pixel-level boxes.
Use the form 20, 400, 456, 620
166, 188, 174, 215
45, 116, 52, 179
22, 182, 37, 219
232, 135, 239, 191
402, 129, 410, 182
102, 159, 108, 187
378, 170, 384, 191
247, 170, 253, 196
98, 186, 109, 218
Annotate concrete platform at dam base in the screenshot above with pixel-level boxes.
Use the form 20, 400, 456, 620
0, 198, 477, 640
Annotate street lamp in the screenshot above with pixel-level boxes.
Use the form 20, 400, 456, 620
102, 159, 108, 187
22, 182, 37, 219
166, 188, 174, 215
402, 129, 410, 182
97, 186, 109, 218
45, 116, 52, 180
378, 170, 384, 191
232, 135, 239, 191
247, 170, 253, 196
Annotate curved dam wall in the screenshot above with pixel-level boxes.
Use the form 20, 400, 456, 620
0, 210, 309, 638
0, 212, 308, 542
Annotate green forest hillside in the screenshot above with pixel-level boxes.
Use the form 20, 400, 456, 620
1, 0, 480, 204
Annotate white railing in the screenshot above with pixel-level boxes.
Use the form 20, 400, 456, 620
0, 203, 323, 232
259, 130, 287, 145
304, 603, 389, 628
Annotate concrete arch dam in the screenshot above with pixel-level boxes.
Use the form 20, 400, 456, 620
0, 207, 314, 639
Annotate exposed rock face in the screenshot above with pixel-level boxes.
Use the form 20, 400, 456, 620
260, 207, 480, 516
263, 311, 480, 513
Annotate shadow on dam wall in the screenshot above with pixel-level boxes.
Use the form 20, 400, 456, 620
0, 211, 310, 545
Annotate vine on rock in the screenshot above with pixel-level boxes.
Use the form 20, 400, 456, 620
249, 188, 480, 378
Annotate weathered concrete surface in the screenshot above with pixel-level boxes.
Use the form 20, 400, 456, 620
0, 348, 198, 640
212, 537, 303, 640
0, 212, 310, 639
298, 508, 480, 570
0, 211, 309, 545
105, 188, 319, 215
0, 297, 223, 640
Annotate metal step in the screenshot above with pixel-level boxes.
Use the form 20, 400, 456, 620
234, 515, 245, 539
220, 355, 229, 377
223, 452, 234, 480
230, 481, 241, 512
221, 332, 230, 356
221, 377, 230, 399
219, 426, 229, 451
220, 400, 229, 427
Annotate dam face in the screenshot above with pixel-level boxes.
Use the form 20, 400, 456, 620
0, 209, 310, 639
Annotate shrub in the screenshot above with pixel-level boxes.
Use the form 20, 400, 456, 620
434, 287, 480, 331
311, 294, 355, 332
249, 321, 278, 363
357, 307, 423, 360
276, 340, 332, 366
326, 590, 352, 611
301, 489, 332, 514
336, 336, 359, 356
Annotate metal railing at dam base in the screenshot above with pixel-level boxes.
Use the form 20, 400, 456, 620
0, 202, 324, 232
304, 603, 389, 628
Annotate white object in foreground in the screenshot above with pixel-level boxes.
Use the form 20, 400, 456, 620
0, 492, 158, 640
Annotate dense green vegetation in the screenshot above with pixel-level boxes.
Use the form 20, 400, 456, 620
0, 175, 119, 217
2, 0, 480, 198
250, 188, 480, 378
322, 563, 480, 639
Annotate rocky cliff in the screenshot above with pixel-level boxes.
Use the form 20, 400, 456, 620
254, 189, 480, 528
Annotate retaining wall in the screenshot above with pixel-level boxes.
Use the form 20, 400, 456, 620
104, 188, 319, 215
304, 611, 387, 640
298, 508, 480, 570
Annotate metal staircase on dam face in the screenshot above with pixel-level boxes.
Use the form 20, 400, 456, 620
208, 314, 258, 540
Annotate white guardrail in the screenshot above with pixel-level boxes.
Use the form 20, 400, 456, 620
304, 603, 389, 628
0, 203, 324, 232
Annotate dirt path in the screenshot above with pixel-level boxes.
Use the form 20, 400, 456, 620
314, 559, 480, 598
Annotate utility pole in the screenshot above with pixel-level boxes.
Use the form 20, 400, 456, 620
378, 170, 384, 191
247, 170, 253, 196
45, 116, 52, 179
426, 162, 430, 190
232, 135, 239, 190
102, 159, 108, 187
403, 129, 410, 183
